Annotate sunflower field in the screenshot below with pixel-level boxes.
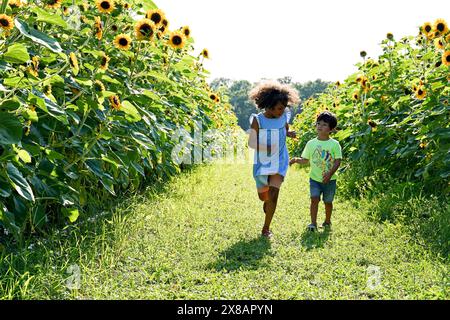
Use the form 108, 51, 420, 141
0, 0, 238, 241
289, 19, 450, 194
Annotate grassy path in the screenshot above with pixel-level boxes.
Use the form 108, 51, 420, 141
1, 163, 448, 299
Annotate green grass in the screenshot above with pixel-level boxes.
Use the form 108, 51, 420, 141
0, 163, 448, 299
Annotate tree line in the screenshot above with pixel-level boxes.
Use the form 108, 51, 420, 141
210, 77, 331, 130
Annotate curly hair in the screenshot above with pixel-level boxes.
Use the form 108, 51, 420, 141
249, 80, 300, 109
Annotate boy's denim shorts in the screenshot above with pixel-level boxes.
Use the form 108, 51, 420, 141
309, 178, 337, 203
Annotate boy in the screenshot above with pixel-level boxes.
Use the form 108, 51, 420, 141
289, 111, 342, 232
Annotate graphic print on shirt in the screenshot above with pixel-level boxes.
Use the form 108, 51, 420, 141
311, 146, 334, 174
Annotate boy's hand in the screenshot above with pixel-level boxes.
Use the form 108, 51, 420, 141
322, 172, 332, 184
289, 158, 299, 166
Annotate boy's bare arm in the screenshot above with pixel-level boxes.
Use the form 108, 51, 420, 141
323, 159, 342, 183
289, 157, 309, 166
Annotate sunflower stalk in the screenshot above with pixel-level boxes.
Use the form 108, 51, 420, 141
166, 50, 175, 76
129, 41, 142, 82
1, 0, 8, 14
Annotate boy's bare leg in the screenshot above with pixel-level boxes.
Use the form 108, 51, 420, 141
310, 197, 320, 225
324, 202, 333, 224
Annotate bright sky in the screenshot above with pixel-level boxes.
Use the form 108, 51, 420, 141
158, 0, 450, 83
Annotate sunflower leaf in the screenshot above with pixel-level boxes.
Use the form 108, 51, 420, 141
31, 7, 69, 29
14, 18, 63, 53
3, 43, 30, 64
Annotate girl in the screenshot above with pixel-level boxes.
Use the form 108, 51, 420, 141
248, 81, 299, 238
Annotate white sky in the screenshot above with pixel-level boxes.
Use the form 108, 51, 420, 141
158, 0, 450, 83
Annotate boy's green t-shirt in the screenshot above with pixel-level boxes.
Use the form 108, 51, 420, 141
301, 138, 342, 183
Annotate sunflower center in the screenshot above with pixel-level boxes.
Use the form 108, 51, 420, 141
446, 55, 450, 62
101, 1, 111, 9
172, 35, 182, 45
151, 13, 162, 24
0, 18, 9, 27
184, 29, 190, 36
418, 90, 423, 95
48, 0, 58, 5
425, 25, 431, 32
140, 24, 153, 36
437, 23, 444, 32
119, 38, 129, 46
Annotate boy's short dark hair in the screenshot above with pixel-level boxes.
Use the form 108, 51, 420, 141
317, 111, 337, 130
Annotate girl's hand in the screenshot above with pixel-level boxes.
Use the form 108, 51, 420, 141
287, 131, 297, 139
289, 158, 299, 166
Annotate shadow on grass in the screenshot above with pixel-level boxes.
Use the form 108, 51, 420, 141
298, 227, 331, 251
208, 236, 273, 272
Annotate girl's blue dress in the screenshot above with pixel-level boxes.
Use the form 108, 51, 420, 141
249, 109, 291, 186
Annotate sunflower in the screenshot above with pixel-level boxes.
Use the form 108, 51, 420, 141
45, 0, 63, 9
335, 81, 341, 87
63, 6, 70, 15
367, 119, 377, 128
209, 93, 217, 100
0, 14, 14, 30
79, 2, 89, 12
113, 34, 132, 50
69, 52, 79, 74
146, 9, 165, 26
44, 84, 52, 96
94, 16, 103, 40
8, 0, 24, 9
415, 86, 426, 100
27, 66, 38, 77
181, 26, 191, 38
442, 51, 450, 66
168, 31, 186, 49
96, 0, 115, 14
100, 53, 110, 70
419, 141, 427, 149
31, 55, 39, 71
201, 49, 209, 59
386, 32, 394, 40
421, 22, 432, 35
109, 95, 121, 110
360, 51, 367, 58
434, 38, 444, 50
135, 19, 155, 40
352, 92, 360, 100
94, 80, 106, 92
433, 19, 448, 35
123, 2, 130, 9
